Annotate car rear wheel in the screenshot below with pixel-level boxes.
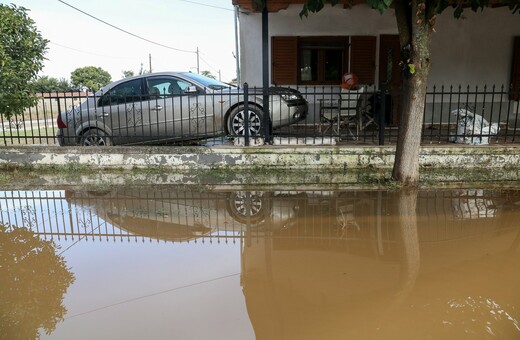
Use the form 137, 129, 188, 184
80, 129, 113, 146
226, 191, 269, 224
227, 105, 263, 137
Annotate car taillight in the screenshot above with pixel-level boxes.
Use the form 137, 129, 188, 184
57, 114, 67, 128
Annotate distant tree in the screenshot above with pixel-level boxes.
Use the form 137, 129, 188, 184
0, 4, 48, 119
32, 76, 72, 92
70, 66, 112, 92
122, 70, 135, 78
201, 70, 216, 79
138, 63, 149, 75
0, 224, 75, 340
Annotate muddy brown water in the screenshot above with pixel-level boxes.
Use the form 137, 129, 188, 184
1, 187, 519, 340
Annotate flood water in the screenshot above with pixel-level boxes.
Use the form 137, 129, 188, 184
1, 186, 519, 340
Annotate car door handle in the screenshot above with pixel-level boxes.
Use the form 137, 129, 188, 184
151, 105, 163, 111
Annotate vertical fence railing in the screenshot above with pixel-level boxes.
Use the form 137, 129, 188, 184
1, 189, 517, 246
244, 83, 250, 147
0, 85, 518, 147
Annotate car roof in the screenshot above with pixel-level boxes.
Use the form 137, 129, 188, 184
97, 71, 198, 94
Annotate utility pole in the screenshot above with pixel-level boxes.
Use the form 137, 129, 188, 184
218, 70, 221, 81
234, 6, 240, 86
196, 47, 200, 74
149, 53, 152, 73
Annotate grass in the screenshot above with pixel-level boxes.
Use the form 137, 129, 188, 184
0, 127, 58, 145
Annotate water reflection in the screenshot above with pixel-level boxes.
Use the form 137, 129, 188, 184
0, 188, 519, 339
0, 224, 75, 340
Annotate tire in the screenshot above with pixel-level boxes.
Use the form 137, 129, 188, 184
226, 191, 269, 224
227, 105, 263, 137
80, 129, 113, 146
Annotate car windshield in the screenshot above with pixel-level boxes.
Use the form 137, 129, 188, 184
179, 72, 233, 90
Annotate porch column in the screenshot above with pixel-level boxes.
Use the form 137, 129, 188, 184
262, 2, 271, 142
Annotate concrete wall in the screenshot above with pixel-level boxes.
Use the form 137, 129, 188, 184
1, 145, 519, 170
237, 5, 520, 89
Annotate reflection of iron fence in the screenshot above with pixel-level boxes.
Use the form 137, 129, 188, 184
1, 85, 519, 146
0, 189, 516, 248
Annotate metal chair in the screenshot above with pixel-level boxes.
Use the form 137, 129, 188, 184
319, 86, 366, 139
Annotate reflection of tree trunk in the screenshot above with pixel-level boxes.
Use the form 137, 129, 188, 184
509, 225, 520, 252
396, 188, 421, 301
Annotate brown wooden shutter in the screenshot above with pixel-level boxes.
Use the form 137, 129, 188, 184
350, 36, 376, 85
271, 36, 298, 85
511, 36, 520, 101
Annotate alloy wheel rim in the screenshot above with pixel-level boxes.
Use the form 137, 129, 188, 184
83, 135, 106, 146
231, 110, 261, 136
233, 192, 263, 218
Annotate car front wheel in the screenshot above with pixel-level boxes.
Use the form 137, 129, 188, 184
80, 129, 113, 146
227, 105, 263, 137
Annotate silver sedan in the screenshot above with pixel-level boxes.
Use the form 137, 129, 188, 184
57, 72, 308, 146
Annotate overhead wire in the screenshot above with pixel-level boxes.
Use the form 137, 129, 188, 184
49, 41, 134, 59
65, 273, 240, 319
178, 0, 235, 12
55, 0, 235, 79
56, 0, 196, 54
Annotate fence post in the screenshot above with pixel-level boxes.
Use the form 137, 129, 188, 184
0, 112, 6, 146
244, 83, 250, 147
262, 5, 271, 144
379, 84, 386, 146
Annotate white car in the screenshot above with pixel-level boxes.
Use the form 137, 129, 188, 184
57, 72, 308, 146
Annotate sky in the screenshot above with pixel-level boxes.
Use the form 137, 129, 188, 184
2, 0, 238, 82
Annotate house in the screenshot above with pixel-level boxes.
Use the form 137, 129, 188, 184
232, 1, 520, 125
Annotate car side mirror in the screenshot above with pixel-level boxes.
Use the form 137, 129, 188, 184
185, 86, 198, 94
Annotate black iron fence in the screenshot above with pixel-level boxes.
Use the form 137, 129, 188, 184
1, 189, 517, 245
1, 85, 518, 146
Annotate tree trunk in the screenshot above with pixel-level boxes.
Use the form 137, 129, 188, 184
392, 0, 432, 186
392, 72, 428, 185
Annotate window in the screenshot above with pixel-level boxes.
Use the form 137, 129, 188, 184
272, 36, 376, 86
146, 77, 191, 97
298, 37, 346, 84
99, 79, 143, 106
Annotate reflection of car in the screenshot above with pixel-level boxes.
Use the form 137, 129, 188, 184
56, 72, 308, 146
65, 189, 303, 242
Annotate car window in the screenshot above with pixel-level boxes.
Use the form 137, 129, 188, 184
179, 72, 232, 90
147, 77, 193, 97
99, 79, 143, 107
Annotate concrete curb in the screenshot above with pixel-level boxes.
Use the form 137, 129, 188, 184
0, 145, 519, 170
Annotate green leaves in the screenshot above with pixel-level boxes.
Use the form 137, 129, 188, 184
0, 4, 48, 119
367, 0, 394, 14
299, 0, 341, 18
501, 0, 520, 14
32, 76, 72, 93
451, 0, 519, 18
300, 0, 394, 16
300, 0, 325, 17
71, 66, 112, 92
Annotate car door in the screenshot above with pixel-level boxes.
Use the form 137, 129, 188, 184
145, 76, 217, 142
98, 78, 152, 144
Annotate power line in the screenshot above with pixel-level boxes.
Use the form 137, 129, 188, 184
179, 0, 234, 12
179, 0, 247, 14
50, 41, 133, 59
199, 55, 219, 74
199, 54, 233, 80
56, 0, 196, 54
65, 273, 240, 319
